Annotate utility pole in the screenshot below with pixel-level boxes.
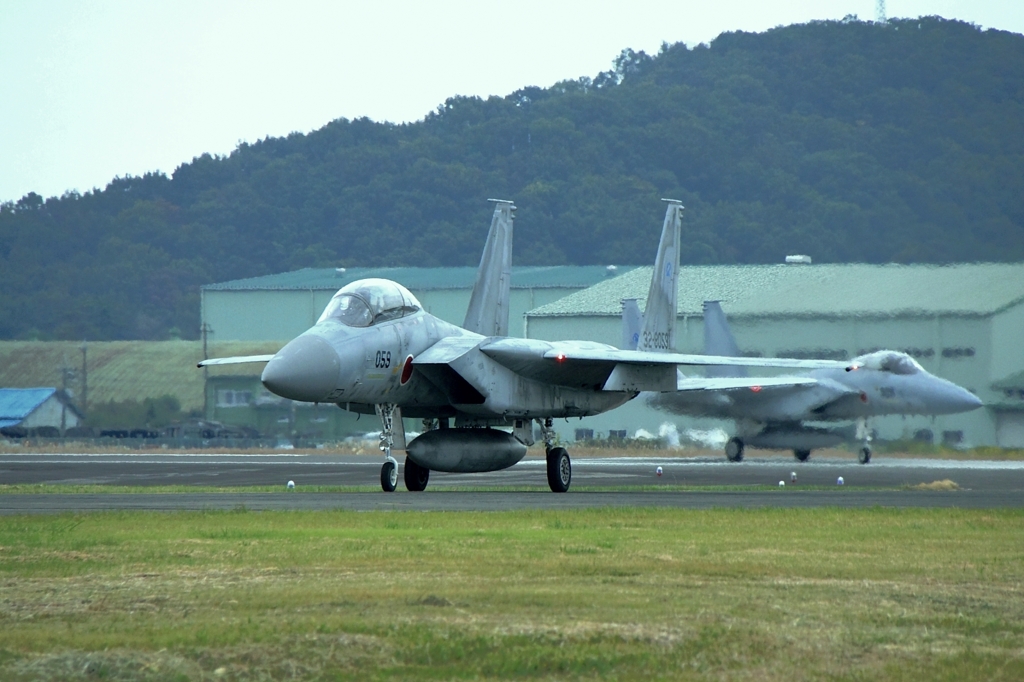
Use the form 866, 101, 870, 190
80, 340, 88, 417
59, 354, 75, 435
201, 323, 212, 417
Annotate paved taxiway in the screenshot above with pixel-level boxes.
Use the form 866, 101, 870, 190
1, 451, 1022, 514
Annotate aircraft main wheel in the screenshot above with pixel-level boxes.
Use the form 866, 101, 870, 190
858, 447, 872, 465
380, 460, 398, 492
725, 437, 744, 462
794, 449, 811, 462
547, 447, 571, 493
404, 456, 429, 492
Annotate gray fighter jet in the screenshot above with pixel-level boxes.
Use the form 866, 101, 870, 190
641, 300, 983, 464
201, 200, 853, 491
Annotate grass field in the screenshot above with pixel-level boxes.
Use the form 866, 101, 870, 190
1, 507, 1022, 681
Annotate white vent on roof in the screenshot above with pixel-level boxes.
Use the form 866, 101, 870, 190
785, 255, 812, 264
335, 267, 347, 276
605, 265, 618, 276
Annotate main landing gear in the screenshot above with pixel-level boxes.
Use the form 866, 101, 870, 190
856, 418, 872, 465
540, 418, 571, 492
725, 437, 744, 462
404, 455, 430, 491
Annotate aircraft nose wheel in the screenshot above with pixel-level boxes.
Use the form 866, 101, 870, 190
381, 460, 398, 492
546, 447, 571, 492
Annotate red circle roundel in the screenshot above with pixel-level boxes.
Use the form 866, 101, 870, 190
400, 355, 415, 385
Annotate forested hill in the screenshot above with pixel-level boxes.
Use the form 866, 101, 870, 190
2, 17, 1023, 341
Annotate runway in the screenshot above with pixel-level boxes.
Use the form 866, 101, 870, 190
1, 451, 1022, 514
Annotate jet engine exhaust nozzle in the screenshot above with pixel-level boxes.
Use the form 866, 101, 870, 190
261, 335, 341, 402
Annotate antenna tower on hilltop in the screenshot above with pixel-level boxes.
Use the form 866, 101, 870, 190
876, 0, 886, 23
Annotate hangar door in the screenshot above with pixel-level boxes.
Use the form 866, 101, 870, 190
996, 412, 1024, 448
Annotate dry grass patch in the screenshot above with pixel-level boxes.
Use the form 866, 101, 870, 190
0, 508, 1022, 680
906, 479, 960, 491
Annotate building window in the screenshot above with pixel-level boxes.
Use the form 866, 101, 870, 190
575, 428, 594, 441
942, 430, 964, 446
941, 347, 975, 359
216, 390, 253, 407
608, 430, 627, 440
913, 429, 933, 443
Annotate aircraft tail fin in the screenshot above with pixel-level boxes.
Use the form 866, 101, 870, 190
463, 199, 514, 336
636, 200, 682, 352
621, 298, 642, 350
703, 300, 748, 378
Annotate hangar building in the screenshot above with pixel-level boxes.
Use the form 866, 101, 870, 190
525, 263, 1024, 449
201, 265, 631, 342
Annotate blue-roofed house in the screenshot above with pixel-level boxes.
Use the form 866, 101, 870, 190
0, 388, 82, 434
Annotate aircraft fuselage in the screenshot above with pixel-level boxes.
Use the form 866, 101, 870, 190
648, 365, 980, 423
261, 309, 631, 422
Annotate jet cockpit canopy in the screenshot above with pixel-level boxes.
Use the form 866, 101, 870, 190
852, 350, 924, 375
317, 278, 422, 327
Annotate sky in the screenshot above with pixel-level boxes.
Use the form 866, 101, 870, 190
1, 0, 1022, 204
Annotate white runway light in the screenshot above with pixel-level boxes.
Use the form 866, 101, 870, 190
287, 480, 295, 489
779, 480, 785, 487
837, 476, 844, 486
790, 472, 797, 483
656, 466, 663, 477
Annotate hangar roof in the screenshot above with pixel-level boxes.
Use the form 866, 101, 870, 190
993, 370, 1024, 390
203, 266, 633, 292
528, 263, 1024, 319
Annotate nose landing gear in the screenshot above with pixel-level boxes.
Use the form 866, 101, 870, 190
375, 403, 400, 492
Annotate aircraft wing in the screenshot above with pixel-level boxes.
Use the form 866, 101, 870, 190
542, 346, 851, 370
197, 355, 275, 368
674, 376, 819, 391
476, 338, 850, 393
651, 375, 860, 419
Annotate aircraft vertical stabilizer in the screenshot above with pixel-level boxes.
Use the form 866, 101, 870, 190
636, 200, 682, 352
620, 298, 641, 350
463, 200, 514, 336
703, 301, 748, 378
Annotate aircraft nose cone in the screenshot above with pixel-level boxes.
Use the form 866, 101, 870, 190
934, 382, 984, 414
956, 388, 984, 412
261, 335, 340, 402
